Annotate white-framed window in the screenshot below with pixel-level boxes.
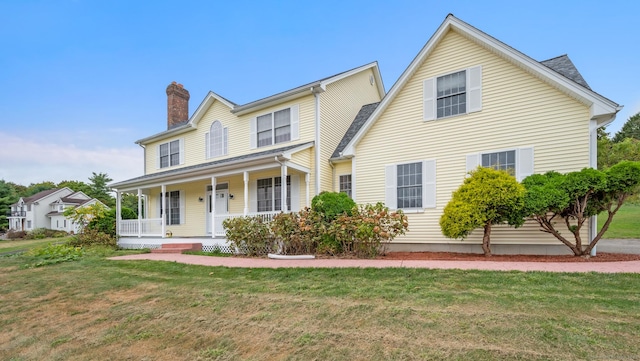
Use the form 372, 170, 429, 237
159, 191, 184, 225
250, 105, 299, 149
437, 70, 467, 118
206, 121, 228, 159
466, 147, 534, 181
157, 139, 184, 169
482, 150, 516, 174
339, 174, 352, 198
385, 160, 436, 210
423, 65, 482, 121
257, 176, 291, 212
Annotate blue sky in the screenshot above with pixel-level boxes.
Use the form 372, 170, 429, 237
1, 0, 638, 186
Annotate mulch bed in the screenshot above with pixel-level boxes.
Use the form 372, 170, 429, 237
378, 252, 640, 262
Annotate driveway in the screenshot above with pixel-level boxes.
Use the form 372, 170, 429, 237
596, 239, 640, 254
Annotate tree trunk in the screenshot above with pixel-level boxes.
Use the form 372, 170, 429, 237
482, 222, 492, 256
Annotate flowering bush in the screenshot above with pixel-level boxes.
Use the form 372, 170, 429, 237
330, 203, 408, 258
223, 216, 275, 256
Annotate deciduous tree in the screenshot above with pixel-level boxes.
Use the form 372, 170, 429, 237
612, 112, 640, 143
0, 180, 18, 230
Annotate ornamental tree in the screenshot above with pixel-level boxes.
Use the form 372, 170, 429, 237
522, 161, 640, 256
440, 167, 526, 256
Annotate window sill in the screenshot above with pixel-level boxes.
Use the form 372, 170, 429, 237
397, 208, 425, 214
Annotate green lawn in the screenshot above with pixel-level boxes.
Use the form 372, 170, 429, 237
1, 249, 639, 360
598, 203, 640, 239
0, 236, 72, 254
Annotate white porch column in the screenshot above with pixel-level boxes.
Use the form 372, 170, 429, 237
243, 171, 249, 215
137, 188, 142, 238
211, 177, 217, 238
115, 190, 121, 237
281, 164, 288, 212
161, 185, 166, 238
305, 173, 310, 208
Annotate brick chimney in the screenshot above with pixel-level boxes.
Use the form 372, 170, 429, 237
166, 81, 190, 129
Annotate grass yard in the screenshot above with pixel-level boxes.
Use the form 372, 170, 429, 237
598, 203, 640, 239
0, 236, 72, 254
1, 249, 639, 360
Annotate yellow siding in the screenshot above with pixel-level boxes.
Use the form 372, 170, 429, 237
355, 29, 591, 245
332, 161, 352, 193
319, 68, 382, 191
145, 94, 318, 176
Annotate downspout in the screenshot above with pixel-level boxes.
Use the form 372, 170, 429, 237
328, 159, 335, 192
589, 119, 598, 256
139, 144, 146, 175
313, 87, 322, 196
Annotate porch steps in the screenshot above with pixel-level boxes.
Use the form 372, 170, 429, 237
150, 243, 203, 254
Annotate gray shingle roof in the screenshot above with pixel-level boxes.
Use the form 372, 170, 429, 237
540, 54, 591, 90
111, 141, 314, 187
331, 102, 380, 159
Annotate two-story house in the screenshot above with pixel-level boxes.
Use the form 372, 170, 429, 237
111, 15, 620, 255
110, 63, 384, 251
8, 188, 106, 234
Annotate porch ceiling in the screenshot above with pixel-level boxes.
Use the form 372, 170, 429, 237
111, 141, 313, 192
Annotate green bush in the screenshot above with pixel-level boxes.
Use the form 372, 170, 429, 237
24, 243, 84, 268
223, 216, 275, 256
25, 228, 68, 240
311, 192, 356, 221
68, 229, 117, 249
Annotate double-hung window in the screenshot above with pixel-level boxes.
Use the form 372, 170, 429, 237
257, 176, 291, 212
251, 105, 299, 149
257, 109, 290, 147
339, 174, 352, 198
467, 147, 534, 181
437, 70, 466, 118
423, 65, 482, 121
482, 150, 516, 175
158, 139, 182, 168
385, 160, 436, 210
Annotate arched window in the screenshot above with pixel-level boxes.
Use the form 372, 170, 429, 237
207, 121, 227, 158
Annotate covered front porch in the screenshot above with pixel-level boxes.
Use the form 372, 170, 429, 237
111, 142, 314, 247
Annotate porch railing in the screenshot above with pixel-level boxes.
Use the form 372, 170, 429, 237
213, 211, 282, 237
120, 212, 286, 238
119, 218, 163, 237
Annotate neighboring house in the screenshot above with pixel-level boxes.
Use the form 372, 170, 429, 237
109, 63, 384, 250
47, 191, 108, 234
7, 188, 106, 234
111, 15, 620, 254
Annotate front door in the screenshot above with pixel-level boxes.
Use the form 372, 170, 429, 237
206, 187, 229, 235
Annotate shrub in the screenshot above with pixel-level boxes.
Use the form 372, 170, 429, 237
68, 229, 117, 249
7, 230, 27, 240
311, 192, 356, 222
24, 228, 68, 240
271, 209, 322, 255
24, 243, 84, 268
223, 216, 275, 256
330, 203, 408, 258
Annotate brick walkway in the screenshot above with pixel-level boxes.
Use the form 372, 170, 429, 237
109, 253, 640, 273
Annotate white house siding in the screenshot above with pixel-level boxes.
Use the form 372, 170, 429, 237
319, 68, 382, 192
354, 29, 591, 247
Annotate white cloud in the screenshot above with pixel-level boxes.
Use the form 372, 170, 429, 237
0, 132, 143, 186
